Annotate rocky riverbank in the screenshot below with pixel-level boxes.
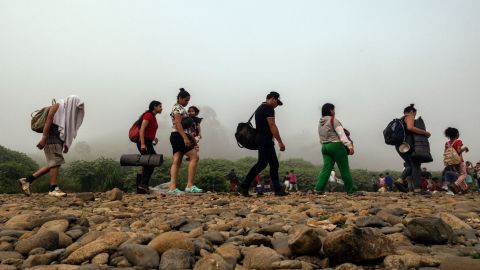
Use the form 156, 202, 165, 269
0, 190, 479, 270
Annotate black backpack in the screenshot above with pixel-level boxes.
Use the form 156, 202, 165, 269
235, 108, 258, 150
383, 118, 406, 146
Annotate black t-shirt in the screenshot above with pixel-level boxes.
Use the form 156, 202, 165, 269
255, 103, 275, 138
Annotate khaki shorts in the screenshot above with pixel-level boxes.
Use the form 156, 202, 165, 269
44, 144, 65, 168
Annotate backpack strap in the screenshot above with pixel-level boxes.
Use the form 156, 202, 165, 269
247, 105, 260, 124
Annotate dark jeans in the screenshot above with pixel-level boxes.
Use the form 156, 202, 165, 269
136, 139, 156, 188
241, 139, 282, 192
396, 147, 421, 189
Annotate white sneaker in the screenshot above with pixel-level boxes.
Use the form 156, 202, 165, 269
446, 190, 455, 196
18, 178, 31, 196
48, 187, 67, 197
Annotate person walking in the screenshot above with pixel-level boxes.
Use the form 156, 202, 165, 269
135, 101, 163, 194
19, 95, 85, 197
314, 103, 355, 194
168, 88, 203, 194
394, 104, 431, 193
288, 170, 299, 192
238, 91, 287, 197
444, 127, 470, 193
225, 169, 238, 192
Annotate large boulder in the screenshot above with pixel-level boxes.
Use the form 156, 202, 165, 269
323, 227, 394, 263
15, 230, 59, 255
160, 248, 195, 270
148, 232, 195, 256
121, 244, 160, 269
288, 227, 322, 256
406, 217, 453, 244
38, 220, 70, 234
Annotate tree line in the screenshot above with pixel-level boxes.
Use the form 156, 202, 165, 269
1, 144, 439, 194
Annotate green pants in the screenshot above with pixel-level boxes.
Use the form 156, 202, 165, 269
315, 142, 355, 194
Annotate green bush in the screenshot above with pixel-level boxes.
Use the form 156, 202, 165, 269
0, 145, 39, 193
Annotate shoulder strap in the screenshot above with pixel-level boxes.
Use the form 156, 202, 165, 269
247, 105, 260, 123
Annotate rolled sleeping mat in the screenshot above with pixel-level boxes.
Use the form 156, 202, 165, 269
120, 154, 164, 167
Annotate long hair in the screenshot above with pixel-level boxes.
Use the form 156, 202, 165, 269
137, 100, 161, 126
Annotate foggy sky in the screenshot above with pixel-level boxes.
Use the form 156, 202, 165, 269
1, 0, 479, 170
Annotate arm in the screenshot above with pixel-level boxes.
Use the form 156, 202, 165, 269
37, 104, 60, 149
174, 114, 191, 146
404, 115, 431, 137
139, 119, 150, 152
197, 123, 202, 139
332, 119, 354, 154
267, 117, 285, 151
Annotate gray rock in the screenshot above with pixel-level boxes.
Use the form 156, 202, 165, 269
39, 220, 69, 233
75, 193, 95, 202
355, 216, 387, 228
440, 256, 480, 270
160, 248, 195, 270
193, 237, 214, 255
121, 244, 159, 269
15, 230, 59, 255
29, 247, 46, 256
288, 227, 322, 256
271, 237, 292, 257
271, 260, 303, 269
244, 233, 271, 247
179, 221, 204, 232
168, 217, 188, 230
324, 227, 394, 263
148, 232, 195, 256
0, 230, 30, 238
380, 226, 404, 234
65, 229, 86, 240
0, 251, 24, 261
91, 253, 109, 265
23, 252, 58, 268
257, 224, 286, 236
407, 217, 453, 244
202, 231, 226, 245
106, 188, 124, 201
0, 242, 13, 251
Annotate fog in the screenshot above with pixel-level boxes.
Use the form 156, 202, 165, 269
1, 0, 479, 170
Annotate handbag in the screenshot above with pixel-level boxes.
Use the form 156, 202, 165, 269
235, 108, 258, 150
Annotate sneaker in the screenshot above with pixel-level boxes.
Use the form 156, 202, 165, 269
167, 188, 184, 195
185, 185, 203, 193
48, 187, 67, 197
18, 178, 31, 196
237, 185, 251, 197
446, 190, 455, 196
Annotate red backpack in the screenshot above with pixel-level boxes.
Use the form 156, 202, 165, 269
129, 112, 153, 142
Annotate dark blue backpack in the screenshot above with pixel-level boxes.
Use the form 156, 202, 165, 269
383, 118, 405, 146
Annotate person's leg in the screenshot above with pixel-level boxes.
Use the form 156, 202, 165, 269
332, 143, 355, 194
32, 166, 51, 179
49, 166, 59, 187
169, 152, 183, 191
266, 146, 283, 193
240, 146, 269, 190
315, 144, 335, 192
140, 140, 156, 191
396, 148, 412, 181
185, 149, 199, 189
411, 159, 422, 190
455, 163, 468, 191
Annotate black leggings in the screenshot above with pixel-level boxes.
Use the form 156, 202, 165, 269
136, 139, 156, 188
396, 147, 421, 189
241, 141, 282, 192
